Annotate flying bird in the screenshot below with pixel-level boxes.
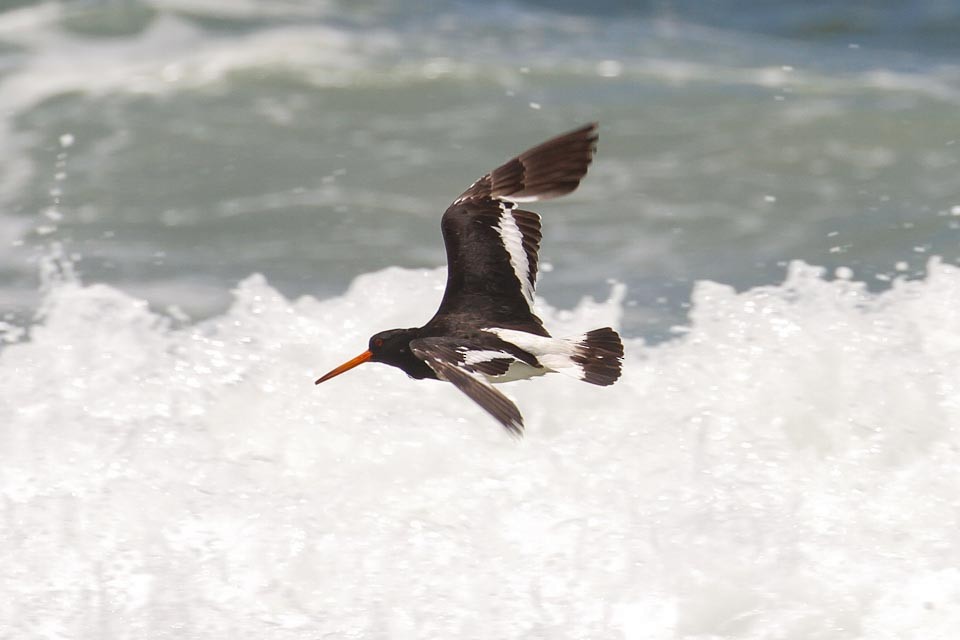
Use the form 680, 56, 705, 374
316, 123, 623, 436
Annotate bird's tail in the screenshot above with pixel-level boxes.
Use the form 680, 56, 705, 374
567, 327, 624, 386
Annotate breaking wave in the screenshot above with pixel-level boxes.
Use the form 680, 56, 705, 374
2, 260, 959, 637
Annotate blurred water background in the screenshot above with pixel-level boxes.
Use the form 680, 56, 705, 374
2, 0, 958, 340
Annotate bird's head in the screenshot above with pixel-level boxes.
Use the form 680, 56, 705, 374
315, 327, 419, 384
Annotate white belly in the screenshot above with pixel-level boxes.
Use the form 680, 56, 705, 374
483, 360, 549, 384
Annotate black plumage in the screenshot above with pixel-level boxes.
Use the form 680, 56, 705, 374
316, 123, 622, 436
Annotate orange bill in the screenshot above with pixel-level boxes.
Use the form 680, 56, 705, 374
315, 350, 372, 384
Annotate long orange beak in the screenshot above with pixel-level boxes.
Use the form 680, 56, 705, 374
315, 350, 372, 384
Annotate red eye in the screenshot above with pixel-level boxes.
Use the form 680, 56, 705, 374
373, 338, 384, 348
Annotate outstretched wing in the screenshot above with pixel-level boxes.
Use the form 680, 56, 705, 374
428, 123, 599, 334
455, 122, 599, 203
411, 338, 525, 437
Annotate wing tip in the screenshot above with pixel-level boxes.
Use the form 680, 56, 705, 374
508, 121, 599, 201
413, 340, 527, 438
503, 418, 525, 439
456, 121, 600, 204
579, 121, 600, 141
497, 405, 525, 438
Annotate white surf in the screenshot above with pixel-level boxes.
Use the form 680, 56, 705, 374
2, 260, 959, 638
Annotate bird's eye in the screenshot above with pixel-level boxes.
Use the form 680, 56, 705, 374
373, 338, 384, 348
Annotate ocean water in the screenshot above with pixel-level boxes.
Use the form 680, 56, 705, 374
2, 1, 960, 638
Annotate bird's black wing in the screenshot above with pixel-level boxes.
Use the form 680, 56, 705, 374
455, 122, 599, 203
411, 337, 525, 437
427, 124, 598, 334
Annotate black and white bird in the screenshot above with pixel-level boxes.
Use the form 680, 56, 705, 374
316, 123, 623, 436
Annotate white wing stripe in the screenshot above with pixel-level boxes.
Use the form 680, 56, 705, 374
460, 349, 513, 366
456, 347, 547, 383
499, 194, 540, 203
496, 202, 535, 307
484, 327, 585, 380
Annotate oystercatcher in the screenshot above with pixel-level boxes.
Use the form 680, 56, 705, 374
316, 123, 623, 436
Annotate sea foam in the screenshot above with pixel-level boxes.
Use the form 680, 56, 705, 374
1, 261, 959, 638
